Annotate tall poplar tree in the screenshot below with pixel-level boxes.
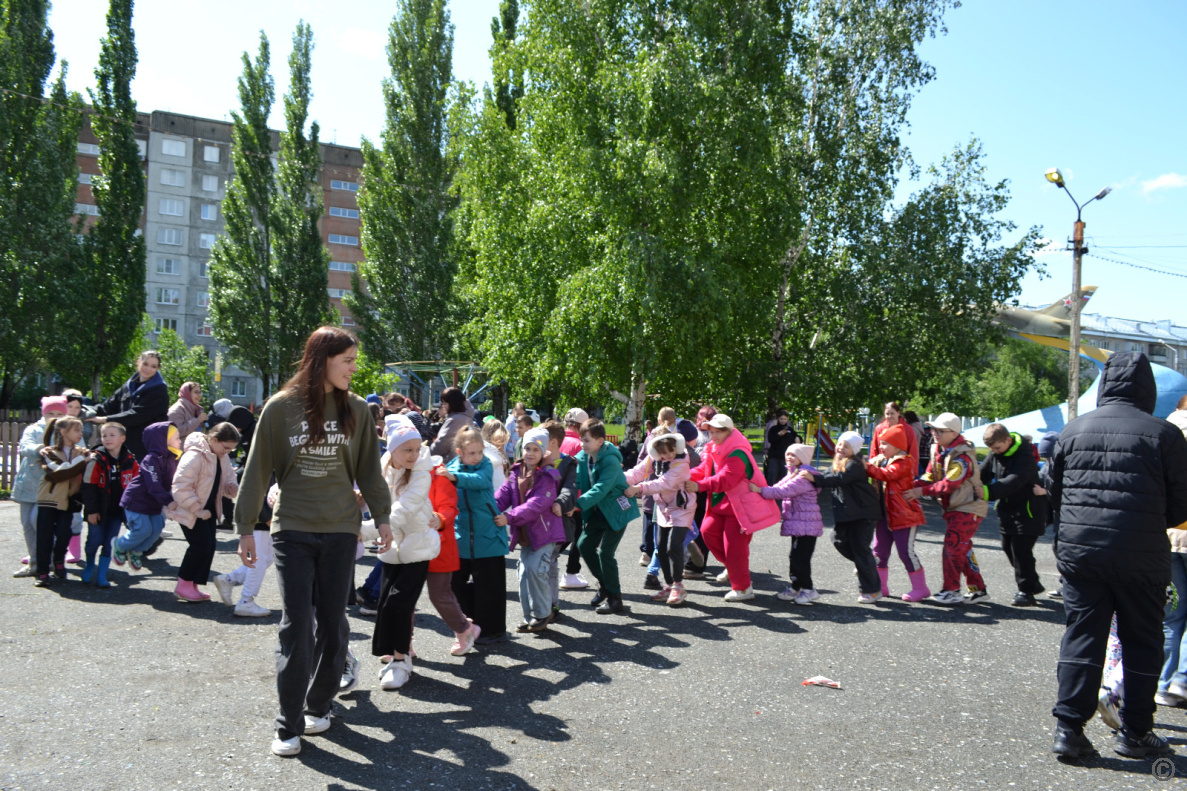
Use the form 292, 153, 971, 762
50, 0, 147, 398
209, 24, 332, 394
0, 0, 81, 408
345, 0, 457, 365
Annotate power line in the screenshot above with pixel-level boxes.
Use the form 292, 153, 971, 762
1091, 252, 1187, 280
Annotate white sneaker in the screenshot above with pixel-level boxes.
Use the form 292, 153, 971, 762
857, 592, 881, 604
639, 553, 650, 567
379, 656, 413, 690
213, 574, 236, 606
793, 589, 820, 605
271, 735, 301, 757
715, 569, 730, 584
339, 647, 360, 696
12, 566, 35, 578
1156, 690, 1185, 708
234, 598, 271, 617
930, 589, 964, 605
723, 586, 755, 602
560, 573, 590, 590
160, 529, 174, 538
303, 714, 331, 734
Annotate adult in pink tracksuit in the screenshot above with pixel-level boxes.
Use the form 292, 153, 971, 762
624, 429, 695, 605
685, 414, 781, 601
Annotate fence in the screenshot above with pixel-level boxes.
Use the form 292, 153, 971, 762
1, 421, 32, 492
1, 410, 38, 424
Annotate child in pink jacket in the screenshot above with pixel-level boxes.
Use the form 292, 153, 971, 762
168, 422, 240, 602
751, 444, 823, 605
624, 429, 694, 606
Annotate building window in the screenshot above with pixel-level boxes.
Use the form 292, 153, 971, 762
202, 175, 219, 192
153, 317, 178, 333
329, 206, 360, 219
160, 168, 185, 187
157, 228, 183, 246
158, 198, 184, 216
330, 179, 359, 192
200, 204, 217, 221
136, 139, 147, 159
196, 323, 214, 337
198, 233, 216, 249
203, 145, 220, 163
79, 173, 94, 185
77, 142, 100, 155
161, 139, 186, 157
328, 234, 358, 246
74, 202, 100, 216
155, 288, 180, 305
328, 260, 357, 272
230, 379, 247, 397
156, 257, 180, 275
341, 315, 356, 326
196, 291, 210, 308
328, 288, 348, 298
197, 260, 208, 277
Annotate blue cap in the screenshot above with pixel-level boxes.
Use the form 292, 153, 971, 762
1037, 431, 1059, 458
365, 394, 382, 406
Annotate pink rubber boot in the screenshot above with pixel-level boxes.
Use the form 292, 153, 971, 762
901, 569, 931, 602
66, 535, 83, 565
174, 579, 209, 602
877, 567, 891, 598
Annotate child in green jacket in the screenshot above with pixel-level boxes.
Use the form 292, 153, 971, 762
575, 419, 639, 614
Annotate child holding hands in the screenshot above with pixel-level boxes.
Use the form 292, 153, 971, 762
751, 444, 824, 605
864, 423, 930, 602
625, 428, 695, 606
79, 423, 138, 587
168, 422, 240, 602
34, 417, 92, 585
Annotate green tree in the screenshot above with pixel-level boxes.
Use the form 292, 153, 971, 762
209, 24, 332, 394
0, 0, 82, 408
48, 0, 146, 399
97, 314, 220, 400
345, 0, 458, 366
489, 0, 522, 130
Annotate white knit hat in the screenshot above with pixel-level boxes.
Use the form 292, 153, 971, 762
838, 431, 864, 454
212, 398, 233, 418
522, 427, 551, 453
787, 443, 814, 465
384, 414, 421, 450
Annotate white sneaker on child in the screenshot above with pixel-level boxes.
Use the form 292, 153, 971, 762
723, 586, 755, 602
271, 735, 301, 757
380, 656, 413, 690
560, 573, 590, 590
234, 598, 271, 617
213, 574, 236, 606
793, 589, 820, 605
303, 714, 331, 734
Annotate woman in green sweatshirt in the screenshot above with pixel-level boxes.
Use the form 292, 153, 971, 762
234, 327, 393, 758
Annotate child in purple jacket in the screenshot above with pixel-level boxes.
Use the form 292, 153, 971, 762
751, 444, 823, 605
113, 422, 181, 570
495, 428, 567, 633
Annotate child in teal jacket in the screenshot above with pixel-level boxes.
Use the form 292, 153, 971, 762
575, 419, 639, 614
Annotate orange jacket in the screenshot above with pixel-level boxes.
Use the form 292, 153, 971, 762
427, 465, 461, 574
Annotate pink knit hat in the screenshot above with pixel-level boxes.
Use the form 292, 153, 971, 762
41, 395, 69, 416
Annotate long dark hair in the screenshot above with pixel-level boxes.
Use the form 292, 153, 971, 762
281, 326, 358, 447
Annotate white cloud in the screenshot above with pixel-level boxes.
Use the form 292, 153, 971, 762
1142, 173, 1187, 194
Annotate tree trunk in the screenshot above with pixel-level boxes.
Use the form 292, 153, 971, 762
623, 369, 647, 444
91, 368, 103, 402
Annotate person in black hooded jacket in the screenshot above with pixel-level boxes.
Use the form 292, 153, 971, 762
1045, 352, 1187, 760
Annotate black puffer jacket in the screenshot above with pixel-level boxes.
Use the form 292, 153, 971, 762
1045, 352, 1187, 586
980, 433, 1047, 536
94, 373, 169, 460
813, 457, 881, 524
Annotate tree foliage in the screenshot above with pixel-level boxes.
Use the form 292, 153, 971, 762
346, 0, 459, 366
208, 24, 332, 395
48, 0, 146, 399
0, 0, 82, 408
96, 315, 221, 401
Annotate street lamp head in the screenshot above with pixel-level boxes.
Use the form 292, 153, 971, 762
1045, 168, 1065, 187
1095, 186, 1113, 201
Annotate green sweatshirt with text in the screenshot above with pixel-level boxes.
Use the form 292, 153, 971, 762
235, 390, 391, 535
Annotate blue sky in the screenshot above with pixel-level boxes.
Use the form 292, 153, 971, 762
47, 0, 1187, 323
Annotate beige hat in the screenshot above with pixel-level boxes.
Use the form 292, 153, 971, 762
925, 412, 962, 433
787, 443, 814, 465
563, 408, 589, 425
707, 413, 735, 430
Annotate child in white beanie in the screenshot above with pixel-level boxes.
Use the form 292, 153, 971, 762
811, 431, 884, 603
750, 444, 824, 604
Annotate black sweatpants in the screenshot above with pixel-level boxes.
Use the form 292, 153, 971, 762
656, 525, 689, 585
178, 517, 218, 584
35, 506, 74, 576
452, 556, 507, 640
832, 519, 880, 595
372, 560, 429, 657
1053, 574, 1167, 735
1001, 533, 1044, 594
789, 535, 817, 591
639, 510, 655, 556
563, 520, 585, 575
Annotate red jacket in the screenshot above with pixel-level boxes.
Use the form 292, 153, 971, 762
427, 465, 461, 574
866, 454, 924, 530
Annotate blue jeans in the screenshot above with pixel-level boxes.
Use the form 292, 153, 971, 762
518, 542, 558, 621
1161, 553, 1187, 691
117, 510, 164, 554
648, 521, 698, 577
86, 515, 124, 559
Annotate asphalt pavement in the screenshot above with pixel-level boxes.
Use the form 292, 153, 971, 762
2, 496, 1185, 790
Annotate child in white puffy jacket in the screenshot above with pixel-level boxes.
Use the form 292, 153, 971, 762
369, 415, 442, 692
624, 428, 694, 606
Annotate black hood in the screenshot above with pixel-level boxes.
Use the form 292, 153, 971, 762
1096, 352, 1156, 414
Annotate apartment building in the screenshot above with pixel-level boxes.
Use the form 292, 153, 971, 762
1079, 314, 1187, 376
74, 110, 364, 405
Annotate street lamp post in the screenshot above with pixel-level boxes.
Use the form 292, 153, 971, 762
1044, 168, 1112, 422
1158, 341, 1180, 371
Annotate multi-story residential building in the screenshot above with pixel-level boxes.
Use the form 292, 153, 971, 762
1079, 314, 1187, 376
74, 110, 365, 405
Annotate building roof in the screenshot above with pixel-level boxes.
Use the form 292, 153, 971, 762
1021, 304, 1187, 344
